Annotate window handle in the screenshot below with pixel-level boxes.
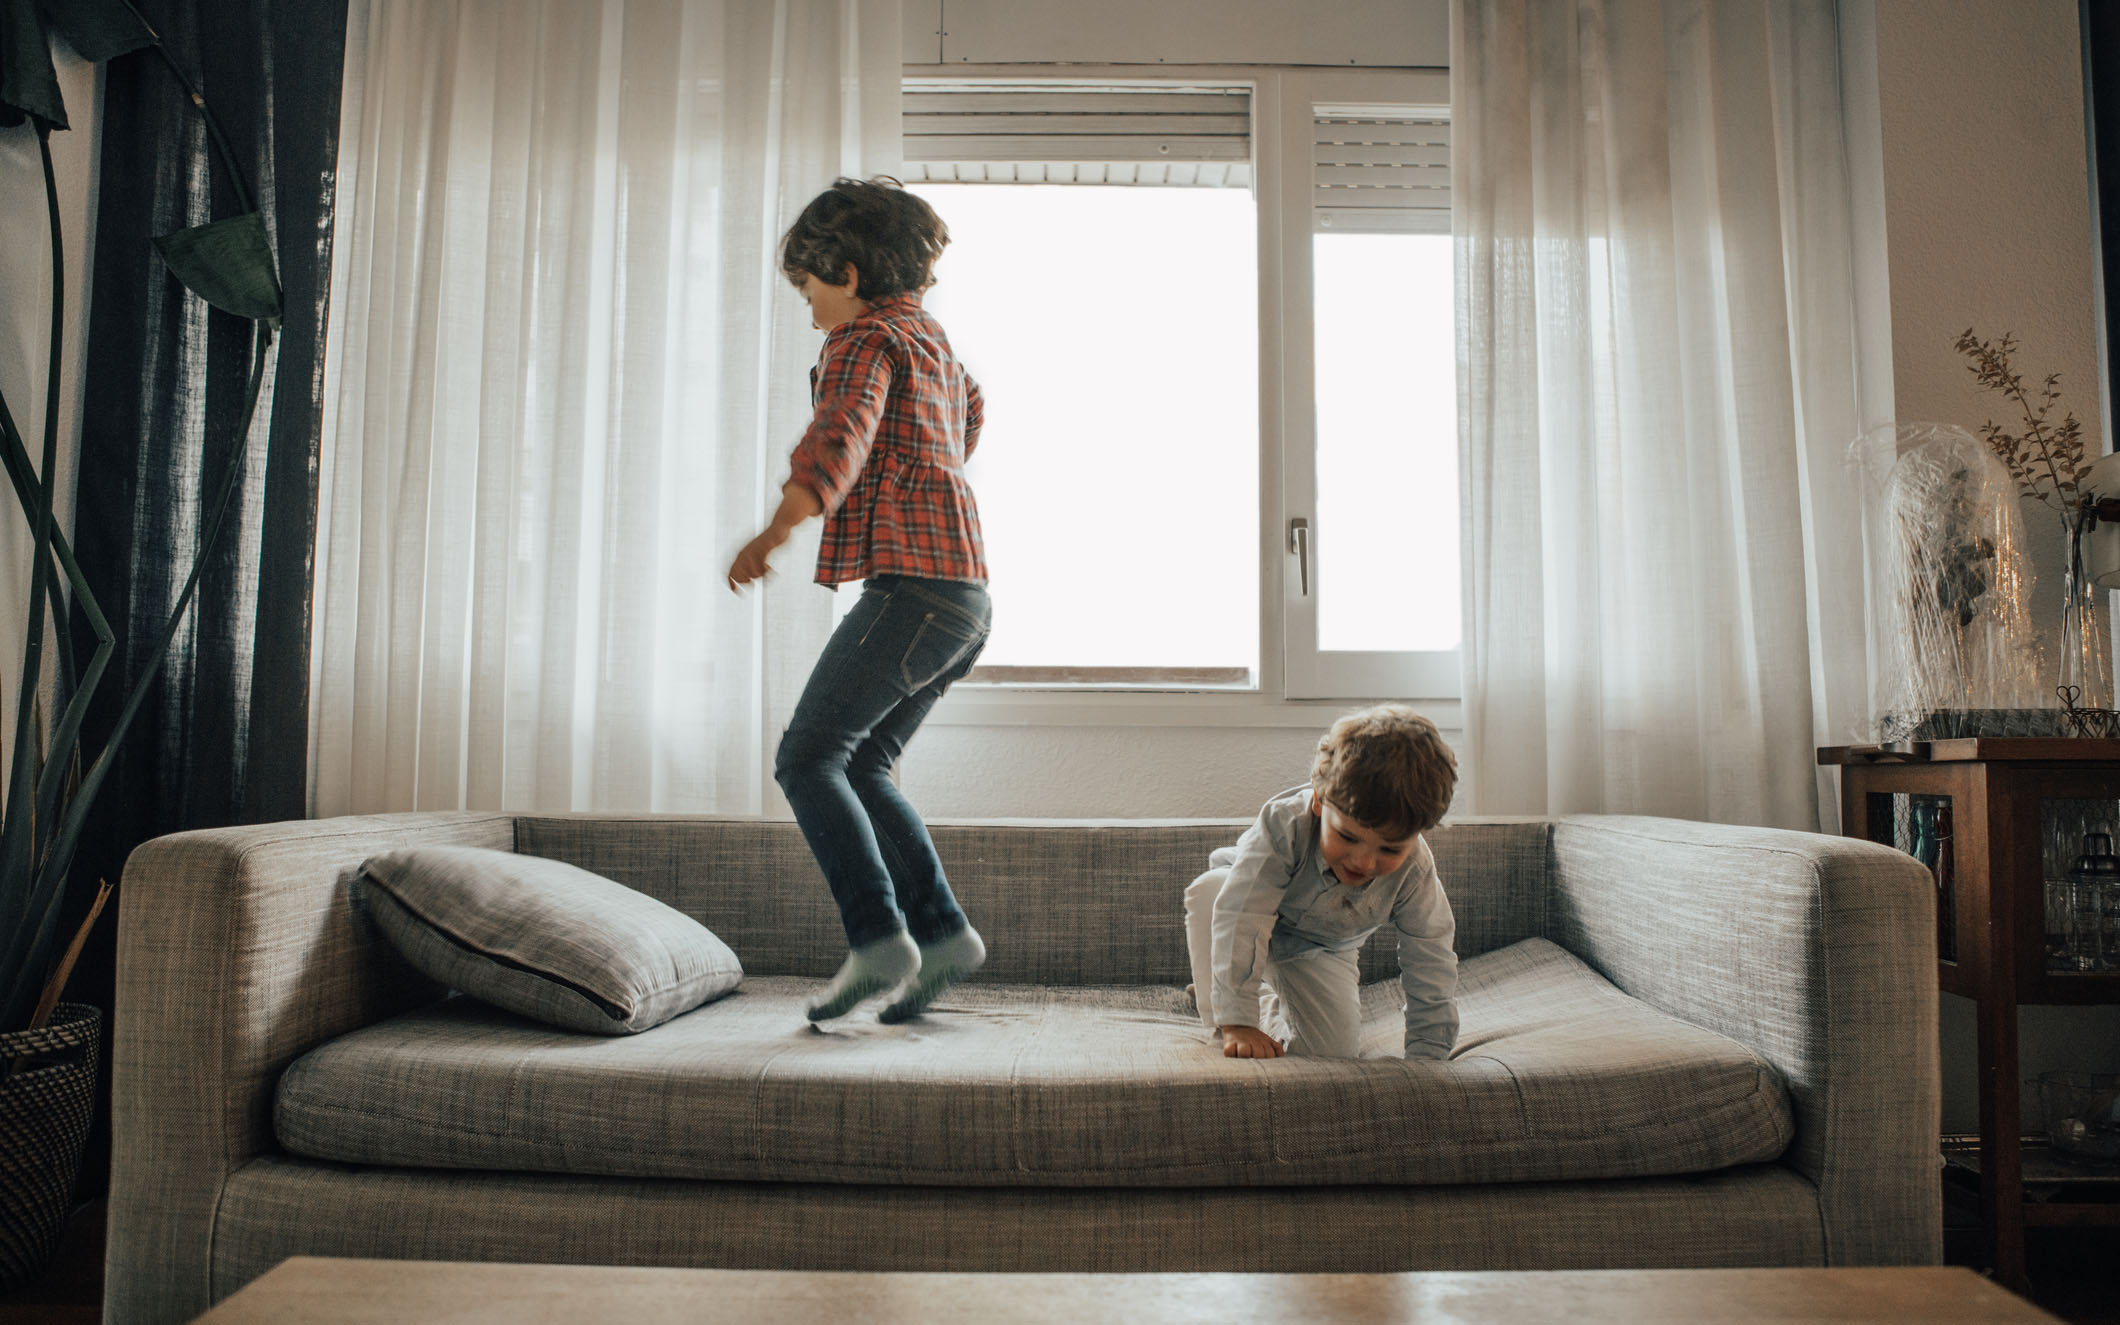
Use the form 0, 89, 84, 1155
1288, 517, 1310, 597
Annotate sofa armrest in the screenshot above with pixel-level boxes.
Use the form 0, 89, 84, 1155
105, 812, 515, 1324
1548, 815, 1939, 1267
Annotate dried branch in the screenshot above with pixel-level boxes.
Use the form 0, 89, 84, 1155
1954, 328, 2088, 519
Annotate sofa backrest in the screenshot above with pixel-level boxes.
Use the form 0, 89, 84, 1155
1420, 818, 1554, 979
512, 814, 1555, 986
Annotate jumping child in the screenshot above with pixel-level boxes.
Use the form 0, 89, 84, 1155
727, 177, 989, 1024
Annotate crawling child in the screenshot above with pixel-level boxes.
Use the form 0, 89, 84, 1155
1185, 704, 1459, 1060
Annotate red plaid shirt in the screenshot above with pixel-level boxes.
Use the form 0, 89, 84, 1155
787, 294, 986, 586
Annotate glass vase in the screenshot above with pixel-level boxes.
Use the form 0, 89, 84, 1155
2059, 517, 2113, 717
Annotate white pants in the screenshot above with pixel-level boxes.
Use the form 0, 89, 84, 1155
1183, 866, 1363, 1058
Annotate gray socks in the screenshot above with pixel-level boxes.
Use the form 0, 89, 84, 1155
806, 932, 922, 1022
878, 926, 987, 1025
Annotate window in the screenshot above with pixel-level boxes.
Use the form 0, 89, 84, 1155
912, 184, 1258, 685
1285, 106, 1459, 698
902, 73, 1456, 700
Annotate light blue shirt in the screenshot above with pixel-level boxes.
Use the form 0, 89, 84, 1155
1207, 784, 1459, 1058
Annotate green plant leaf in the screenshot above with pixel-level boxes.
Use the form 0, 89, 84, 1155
152, 211, 283, 328
38, 0, 157, 65
0, 0, 153, 130
0, 0, 66, 129
1, 386, 114, 874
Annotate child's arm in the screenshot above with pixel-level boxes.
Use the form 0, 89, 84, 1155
726, 325, 892, 590
1208, 808, 1299, 1054
1391, 851, 1459, 1060
726, 482, 823, 589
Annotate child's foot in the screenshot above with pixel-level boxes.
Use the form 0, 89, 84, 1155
878, 926, 986, 1024
807, 932, 921, 1022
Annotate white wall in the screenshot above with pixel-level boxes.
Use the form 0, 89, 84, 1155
1869, 0, 2120, 1134
1877, 0, 2103, 453
1877, 0, 2101, 652
913, 718, 1325, 820
0, 52, 99, 800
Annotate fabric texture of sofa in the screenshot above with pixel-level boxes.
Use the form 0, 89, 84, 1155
104, 811, 1940, 1322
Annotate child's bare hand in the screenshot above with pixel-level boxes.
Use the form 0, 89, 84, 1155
1221, 1025, 1284, 1059
727, 529, 788, 591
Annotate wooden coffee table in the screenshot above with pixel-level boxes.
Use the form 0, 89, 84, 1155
195, 1260, 2057, 1322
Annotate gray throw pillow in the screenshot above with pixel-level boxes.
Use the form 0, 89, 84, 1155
353, 846, 743, 1034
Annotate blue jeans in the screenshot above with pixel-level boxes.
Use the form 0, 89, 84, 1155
775, 575, 992, 949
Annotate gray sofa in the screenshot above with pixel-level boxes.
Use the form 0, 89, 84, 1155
104, 811, 1940, 1322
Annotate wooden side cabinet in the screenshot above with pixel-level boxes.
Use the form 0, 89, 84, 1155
1819, 738, 2120, 1291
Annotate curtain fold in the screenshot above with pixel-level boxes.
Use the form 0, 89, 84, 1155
66, 0, 350, 1190
310, 0, 900, 815
1453, 0, 1874, 830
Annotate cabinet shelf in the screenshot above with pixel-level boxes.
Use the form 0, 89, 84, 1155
1943, 1135, 2120, 1191
1821, 739, 2120, 1291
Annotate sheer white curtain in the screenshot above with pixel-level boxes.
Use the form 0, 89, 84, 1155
310, 0, 900, 815
1452, 0, 1876, 830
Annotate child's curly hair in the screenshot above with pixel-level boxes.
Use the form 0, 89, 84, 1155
780, 176, 949, 300
1310, 705, 1457, 838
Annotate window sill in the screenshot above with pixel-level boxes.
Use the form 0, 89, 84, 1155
927, 685, 1463, 729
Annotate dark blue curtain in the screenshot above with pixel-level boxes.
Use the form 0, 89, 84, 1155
2087, 0, 2120, 448
65, 0, 348, 1190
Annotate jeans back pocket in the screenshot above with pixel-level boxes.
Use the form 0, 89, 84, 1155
899, 608, 983, 691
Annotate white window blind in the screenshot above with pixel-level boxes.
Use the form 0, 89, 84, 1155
901, 81, 1252, 187
1314, 110, 1449, 234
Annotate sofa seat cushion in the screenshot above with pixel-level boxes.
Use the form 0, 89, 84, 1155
274, 937, 1793, 1189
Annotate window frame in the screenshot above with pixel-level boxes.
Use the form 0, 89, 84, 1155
903, 64, 1459, 720
1270, 71, 1459, 699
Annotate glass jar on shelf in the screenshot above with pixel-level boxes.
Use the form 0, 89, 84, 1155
2047, 876, 2074, 967
2064, 832, 2120, 972
1911, 797, 1956, 962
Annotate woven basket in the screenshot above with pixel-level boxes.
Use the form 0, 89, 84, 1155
0, 1003, 102, 1292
